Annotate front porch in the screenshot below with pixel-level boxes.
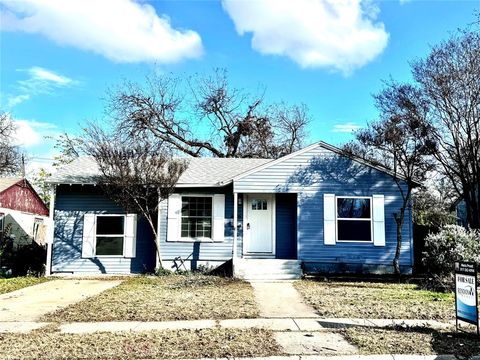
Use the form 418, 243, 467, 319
234, 258, 302, 280
232, 192, 301, 279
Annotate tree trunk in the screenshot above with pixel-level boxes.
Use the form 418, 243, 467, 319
145, 215, 163, 269
393, 209, 405, 275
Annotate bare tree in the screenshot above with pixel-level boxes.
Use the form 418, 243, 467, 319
50, 132, 82, 167
83, 125, 186, 268
0, 112, 20, 175
111, 69, 310, 159
346, 82, 437, 274
412, 30, 480, 229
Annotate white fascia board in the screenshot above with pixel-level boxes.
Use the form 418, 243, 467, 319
175, 182, 230, 188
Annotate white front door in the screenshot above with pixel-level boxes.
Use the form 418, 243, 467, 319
245, 194, 275, 255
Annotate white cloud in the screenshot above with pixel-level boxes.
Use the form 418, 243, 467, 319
6, 94, 30, 108
2, 66, 75, 109
1, 0, 203, 63
12, 119, 57, 147
332, 122, 362, 133
28, 66, 72, 86
222, 0, 389, 74
17, 66, 75, 94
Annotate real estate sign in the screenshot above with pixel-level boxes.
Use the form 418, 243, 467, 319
455, 261, 479, 335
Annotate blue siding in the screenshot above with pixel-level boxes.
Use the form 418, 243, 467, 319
52, 185, 155, 274
275, 193, 297, 259
158, 186, 244, 270
235, 145, 414, 271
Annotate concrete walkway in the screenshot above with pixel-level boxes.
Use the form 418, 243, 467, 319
249, 281, 319, 318
50, 317, 452, 334
0, 279, 122, 321
187, 356, 480, 360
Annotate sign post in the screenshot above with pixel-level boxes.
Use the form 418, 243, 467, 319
455, 261, 479, 336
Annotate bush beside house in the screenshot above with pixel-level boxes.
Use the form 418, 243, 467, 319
422, 225, 480, 291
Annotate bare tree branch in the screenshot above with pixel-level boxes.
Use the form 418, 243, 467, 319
0, 112, 21, 175
82, 124, 186, 269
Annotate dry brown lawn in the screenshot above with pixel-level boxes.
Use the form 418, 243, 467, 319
0, 327, 280, 360
42, 274, 259, 322
343, 326, 480, 357
295, 280, 454, 320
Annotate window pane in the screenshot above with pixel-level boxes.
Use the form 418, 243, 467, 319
96, 236, 124, 255
337, 198, 371, 219
337, 220, 371, 241
181, 218, 212, 238
181, 196, 213, 239
96, 216, 124, 235
182, 197, 212, 217
262, 200, 267, 210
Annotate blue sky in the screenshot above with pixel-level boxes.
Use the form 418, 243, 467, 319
0, 0, 478, 173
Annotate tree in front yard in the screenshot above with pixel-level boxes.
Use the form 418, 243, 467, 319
0, 112, 21, 175
412, 29, 480, 230
83, 125, 186, 269
109, 68, 311, 159
346, 81, 437, 274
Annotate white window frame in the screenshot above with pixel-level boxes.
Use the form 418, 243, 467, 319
335, 196, 373, 243
180, 194, 214, 242
94, 214, 126, 257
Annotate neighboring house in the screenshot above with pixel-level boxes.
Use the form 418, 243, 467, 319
453, 198, 468, 228
0, 178, 49, 247
47, 141, 415, 278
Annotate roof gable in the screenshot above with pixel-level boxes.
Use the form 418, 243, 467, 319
233, 141, 418, 185
0, 178, 49, 216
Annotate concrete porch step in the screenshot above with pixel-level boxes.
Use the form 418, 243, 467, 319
234, 259, 303, 280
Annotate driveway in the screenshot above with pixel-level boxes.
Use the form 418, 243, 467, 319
0, 279, 122, 322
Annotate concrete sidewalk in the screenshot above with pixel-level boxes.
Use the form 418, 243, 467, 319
51, 317, 453, 334
0, 279, 122, 321
249, 281, 319, 318
186, 356, 480, 360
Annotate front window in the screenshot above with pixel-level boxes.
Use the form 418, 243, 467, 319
181, 196, 212, 239
336, 197, 372, 242
95, 215, 125, 255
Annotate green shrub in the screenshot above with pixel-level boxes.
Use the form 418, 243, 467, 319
422, 225, 480, 291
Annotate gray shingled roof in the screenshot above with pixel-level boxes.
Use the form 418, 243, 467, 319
0, 178, 22, 193
48, 156, 272, 186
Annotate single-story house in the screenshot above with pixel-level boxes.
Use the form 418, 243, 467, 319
46, 141, 414, 279
0, 178, 49, 247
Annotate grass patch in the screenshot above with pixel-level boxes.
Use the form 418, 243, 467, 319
0, 327, 280, 360
42, 275, 259, 322
343, 326, 480, 357
295, 280, 454, 320
0, 277, 50, 295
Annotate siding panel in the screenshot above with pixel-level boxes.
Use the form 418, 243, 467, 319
52, 185, 155, 274
235, 145, 414, 269
158, 187, 243, 270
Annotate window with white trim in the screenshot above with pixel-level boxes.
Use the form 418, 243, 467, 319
336, 197, 372, 242
181, 196, 213, 239
95, 215, 125, 255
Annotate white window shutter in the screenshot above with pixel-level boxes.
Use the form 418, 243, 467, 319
124, 214, 137, 258
372, 195, 386, 246
82, 213, 96, 258
167, 194, 181, 242
323, 194, 336, 245
213, 194, 225, 242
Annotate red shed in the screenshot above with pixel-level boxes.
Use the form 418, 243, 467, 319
0, 178, 49, 216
